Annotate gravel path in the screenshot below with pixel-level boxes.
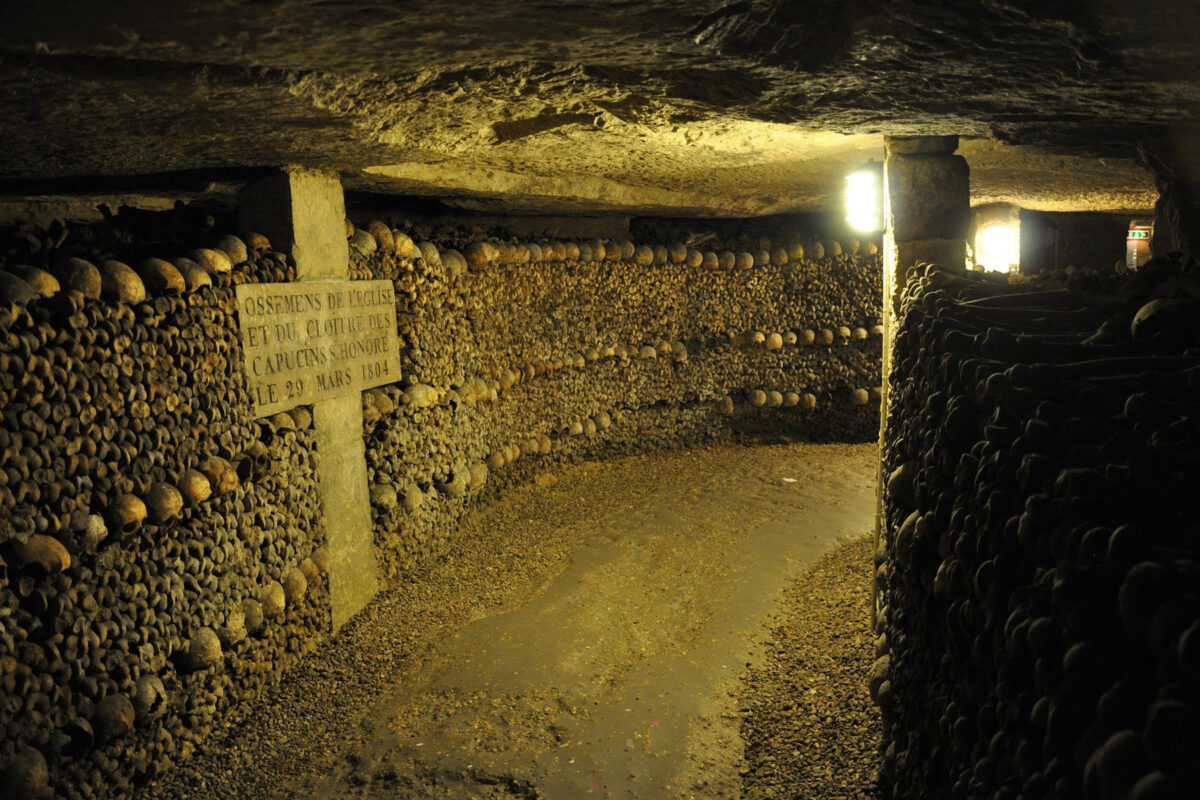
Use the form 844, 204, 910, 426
143, 443, 879, 800
739, 536, 882, 799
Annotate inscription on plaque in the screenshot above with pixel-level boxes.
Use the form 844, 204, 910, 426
235, 280, 400, 417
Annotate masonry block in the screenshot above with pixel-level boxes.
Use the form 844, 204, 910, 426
238, 166, 349, 278
886, 154, 971, 243
895, 238, 967, 273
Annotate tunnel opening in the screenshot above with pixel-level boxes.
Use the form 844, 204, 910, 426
0, 186, 890, 799
1, 127, 1197, 798
2, 121, 1198, 798
2, 2, 1200, 798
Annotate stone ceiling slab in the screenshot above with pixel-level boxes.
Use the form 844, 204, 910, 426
0, 1, 1191, 215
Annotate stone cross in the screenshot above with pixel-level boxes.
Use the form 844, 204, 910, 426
237, 166, 382, 631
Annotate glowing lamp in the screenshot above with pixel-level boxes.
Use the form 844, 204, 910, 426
845, 163, 884, 233
976, 221, 1020, 273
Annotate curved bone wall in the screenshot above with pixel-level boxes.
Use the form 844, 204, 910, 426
346, 224, 882, 580
0, 211, 882, 798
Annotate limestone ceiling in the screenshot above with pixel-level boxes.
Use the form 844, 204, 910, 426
0, 0, 1196, 216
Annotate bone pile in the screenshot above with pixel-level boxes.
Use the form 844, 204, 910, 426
877, 258, 1200, 800
0, 215, 328, 800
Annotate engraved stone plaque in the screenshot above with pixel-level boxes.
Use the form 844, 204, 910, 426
236, 280, 400, 417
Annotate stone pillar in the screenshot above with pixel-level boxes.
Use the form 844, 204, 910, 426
238, 166, 380, 632
883, 135, 970, 312
874, 136, 970, 623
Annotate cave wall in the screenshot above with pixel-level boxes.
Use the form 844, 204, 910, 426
0, 206, 882, 798
1051, 213, 1137, 274
1018, 211, 1137, 276
876, 262, 1200, 799
1143, 125, 1200, 264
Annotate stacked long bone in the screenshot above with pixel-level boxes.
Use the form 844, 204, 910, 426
876, 259, 1200, 800
345, 220, 882, 411
0, 208, 889, 796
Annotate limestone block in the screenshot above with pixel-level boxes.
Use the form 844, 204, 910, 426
895, 239, 967, 273
886, 154, 970, 242
237, 166, 349, 278
315, 396, 378, 630
885, 135, 959, 155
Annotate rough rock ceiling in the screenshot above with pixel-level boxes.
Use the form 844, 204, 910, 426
1, 0, 1196, 216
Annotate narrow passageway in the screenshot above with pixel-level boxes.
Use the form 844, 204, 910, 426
151, 443, 878, 800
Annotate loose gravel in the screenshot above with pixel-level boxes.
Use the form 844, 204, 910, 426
739, 535, 882, 799
142, 443, 880, 800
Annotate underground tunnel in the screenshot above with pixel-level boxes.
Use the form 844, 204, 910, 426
1, 2, 1199, 799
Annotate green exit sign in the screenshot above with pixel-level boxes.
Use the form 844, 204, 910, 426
1128, 231, 1150, 239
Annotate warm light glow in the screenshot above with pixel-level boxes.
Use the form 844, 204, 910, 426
845, 167, 883, 233
976, 222, 1020, 272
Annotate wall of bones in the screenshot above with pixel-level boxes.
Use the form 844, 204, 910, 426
0, 207, 882, 798
346, 223, 883, 579
0, 220, 328, 800
876, 257, 1200, 800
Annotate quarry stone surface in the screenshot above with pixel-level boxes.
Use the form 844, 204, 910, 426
237, 168, 349, 279
315, 396, 380, 631
241, 167, 382, 630
885, 154, 972, 243
0, 2, 1187, 215
234, 280, 400, 416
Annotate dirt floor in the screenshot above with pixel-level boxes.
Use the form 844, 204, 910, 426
148, 442, 880, 800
